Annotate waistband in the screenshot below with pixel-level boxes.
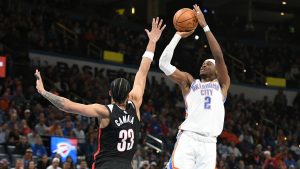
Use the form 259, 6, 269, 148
180, 130, 217, 143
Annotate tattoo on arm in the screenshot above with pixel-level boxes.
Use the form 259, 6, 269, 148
43, 91, 65, 110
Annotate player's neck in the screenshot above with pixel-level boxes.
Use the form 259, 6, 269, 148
116, 103, 126, 110
201, 76, 217, 82
112, 100, 127, 110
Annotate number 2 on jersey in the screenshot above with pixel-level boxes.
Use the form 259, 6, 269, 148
117, 129, 134, 152
204, 96, 211, 109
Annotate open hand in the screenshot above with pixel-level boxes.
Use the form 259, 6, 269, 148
193, 4, 207, 28
145, 17, 166, 43
35, 69, 46, 95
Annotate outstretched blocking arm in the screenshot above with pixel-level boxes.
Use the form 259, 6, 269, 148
35, 70, 109, 118
129, 17, 166, 109
159, 32, 194, 95
193, 4, 230, 97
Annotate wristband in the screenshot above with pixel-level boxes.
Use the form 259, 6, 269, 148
143, 51, 154, 61
203, 25, 210, 32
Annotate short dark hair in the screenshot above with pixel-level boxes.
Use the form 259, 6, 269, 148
110, 78, 131, 104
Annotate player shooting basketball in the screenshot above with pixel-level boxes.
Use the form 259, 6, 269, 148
159, 4, 230, 169
35, 17, 166, 169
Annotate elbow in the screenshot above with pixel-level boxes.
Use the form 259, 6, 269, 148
159, 51, 168, 71
159, 60, 165, 71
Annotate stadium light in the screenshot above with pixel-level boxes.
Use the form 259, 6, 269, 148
194, 35, 199, 40
204, 44, 207, 48
131, 7, 135, 14
282, 1, 287, 5
203, 9, 208, 13
243, 69, 247, 73
211, 10, 215, 14
280, 12, 285, 16
265, 82, 268, 86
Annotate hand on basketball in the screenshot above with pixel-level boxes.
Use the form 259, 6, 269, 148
176, 30, 195, 38
35, 69, 46, 95
193, 4, 207, 28
145, 17, 166, 43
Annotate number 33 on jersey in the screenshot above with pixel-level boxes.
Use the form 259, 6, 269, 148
94, 101, 141, 162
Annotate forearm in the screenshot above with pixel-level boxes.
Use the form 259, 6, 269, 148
138, 58, 152, 77
42, 91, 70, 111
205, 31, 224, 61
140, 40, 155, 74
146, 40, 156, 53
159, 33, 181, 75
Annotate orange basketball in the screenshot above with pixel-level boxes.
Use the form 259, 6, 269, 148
173, 8, 198, 32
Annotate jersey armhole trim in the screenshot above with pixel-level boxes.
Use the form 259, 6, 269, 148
128, 100, 136, 110
103, 104, 113, 119
183, 79, 197, 98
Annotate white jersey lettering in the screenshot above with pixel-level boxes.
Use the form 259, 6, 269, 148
180, 79, 225, 137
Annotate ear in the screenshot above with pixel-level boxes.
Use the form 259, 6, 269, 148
109, 90, 112, 96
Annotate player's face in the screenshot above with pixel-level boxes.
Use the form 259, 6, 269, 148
199, 61, 216, 77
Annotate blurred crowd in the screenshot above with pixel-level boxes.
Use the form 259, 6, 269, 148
0, 0, 299, 169
0, 64, 299, 169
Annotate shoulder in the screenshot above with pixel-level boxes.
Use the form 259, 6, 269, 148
91, 103, 110, 118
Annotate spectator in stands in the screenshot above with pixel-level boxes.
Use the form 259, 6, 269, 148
31, 136, 47, 157
62, 162, 71, 169
7, 123, 21, 146
77, 161, 88, 169
0, 89, 13, 113
14, 159, 24, 169
250, 144, 264, 168
34, 113, 49, 136
48, 120, 60, 135
21, 119, 32, 136
65, 156, 74, 169
62, 120, 74, 137
46, 158, 62, 169
28, 161, 36, 169
26, 129, 36, 144
0, 123, 8, 153
149, 161, 157, 169
139, 160, 150, 169
7, 109, 20, 129
13, 85, 26, 107
236, 160, 246, 169
285, 150, 297, 168
72, 121, 85, 155
37, 155, 50, 169
262, 150, 273, 169
217, 159, 228, 169
15, 136, 30, 155
273, 89, 287, 112
0, 159, 9, 169
23, 109, 35, 129
228, 142, 242, 158
23, 148, 33, 169
53, 124, 64, 137
273, 148, 288, 169
227, 153, 237, 169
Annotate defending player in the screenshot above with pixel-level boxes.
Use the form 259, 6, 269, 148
159, 4, 230, 169
35, 17, 166, 169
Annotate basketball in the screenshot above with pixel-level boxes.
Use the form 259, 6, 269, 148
173, 8, 198, 32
